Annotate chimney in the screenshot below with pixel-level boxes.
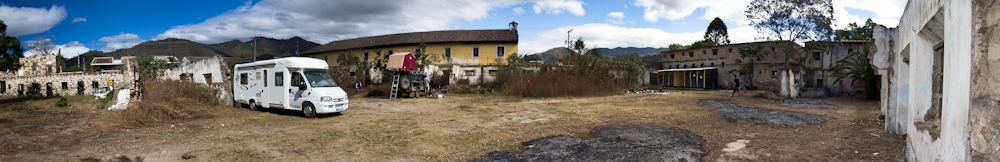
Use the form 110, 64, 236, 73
509, 21, 518, 31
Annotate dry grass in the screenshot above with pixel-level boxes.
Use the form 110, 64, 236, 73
0, 89, 904, 162
502, 72, 624, 98
113, 80, 223, 128
748, 91, 780, 100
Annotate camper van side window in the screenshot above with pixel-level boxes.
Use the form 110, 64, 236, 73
291, 72, 303, 87
240, 73, 248, 85
274, 72, 283, 86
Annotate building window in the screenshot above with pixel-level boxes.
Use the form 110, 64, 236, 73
323, 55, 328, 61
848, 48, 854, 54
711, 63, 714, 67
92, 81, 98, 89
712, 49, 718, 55
274, 72, 283, 86
721, 62, 725, 67
812, 52, 821, 60
444, 47, 451, 58
387, 49, 394, 55
683, 65, 687, 68
700, 63, 704, 67
496, 46, 505, 58
668, 65, 672, 68
363, 52, 369, 61
472, 47, 480, 58
703, 51, 706, 55
689, 52, 694, 57
62, 82, 68, 89
465, 70, 476, 76
671, 54, 675, 59
729, 48, 733, 53
772, 71, 778, 76
0, 81, 4, 93
489, 70, 498, 75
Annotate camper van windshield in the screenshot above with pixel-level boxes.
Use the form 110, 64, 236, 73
303, 70, 338, 87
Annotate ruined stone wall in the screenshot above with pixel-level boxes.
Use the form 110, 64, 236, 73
968, 0, 1000, 161
0, 71, 133, 97
0, 54, 59, 78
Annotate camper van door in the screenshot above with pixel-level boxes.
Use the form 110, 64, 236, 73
290, 71, 306, 109
269, 69, 286, 108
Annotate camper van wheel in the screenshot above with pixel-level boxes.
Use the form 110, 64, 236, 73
249, 100, 259, 111
302, 103, 317, 118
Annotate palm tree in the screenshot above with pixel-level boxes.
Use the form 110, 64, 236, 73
830, 47, 879, 100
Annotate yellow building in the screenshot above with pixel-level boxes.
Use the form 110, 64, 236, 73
301, 22, 519, 67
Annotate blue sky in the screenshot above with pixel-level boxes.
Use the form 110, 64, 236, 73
0, 0, 906, 58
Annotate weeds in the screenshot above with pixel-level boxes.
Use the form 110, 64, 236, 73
114, 80, 222, 128
502, 71, 624, 98
55, 97, 68, 107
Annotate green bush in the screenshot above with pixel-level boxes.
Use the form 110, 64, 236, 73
55, 97, 68, 107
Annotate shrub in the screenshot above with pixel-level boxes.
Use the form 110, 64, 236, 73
502, 71, 623, 98
55, 97, 68, 107
114, 80, 220, 128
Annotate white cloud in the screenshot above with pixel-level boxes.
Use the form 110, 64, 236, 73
607, 12, 625, 24
633, 0, 750, 24
607, 12, 624, 19
833, 0, 907, 18
521, 23, 699, 54
512, 7, 525, 14
0, 5, 67, 36
23, 41, 92, 58
532, 0, 586, 16
155, 0, 585, 45
520, 23, 762, 54
99, 32, 144, 52
832, 0, 903, 28
72, 17, 86, 23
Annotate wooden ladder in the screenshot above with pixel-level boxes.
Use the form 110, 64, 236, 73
389, 74, 400, 100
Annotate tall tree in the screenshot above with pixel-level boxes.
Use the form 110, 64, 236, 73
744, 0, 835, 95
705, 17, 731, 45
667, 43, 688, 51
0, 20, 23, 72
27, 35, 56, 56
746, 0, 835, 43
835, 19, 876, 40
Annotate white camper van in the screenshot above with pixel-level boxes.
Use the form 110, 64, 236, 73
233, 57, 348, 117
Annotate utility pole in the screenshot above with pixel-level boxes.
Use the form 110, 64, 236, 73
566, 29, 573, 48
253, 36, 257, 61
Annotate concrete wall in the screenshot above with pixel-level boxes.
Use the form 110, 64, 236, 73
162, 56, 227, 84
876, 0, 980, 161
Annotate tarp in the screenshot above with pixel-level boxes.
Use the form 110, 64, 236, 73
387, 52, 418, 71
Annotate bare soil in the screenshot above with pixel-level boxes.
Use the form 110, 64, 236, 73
0, 89, 905, 161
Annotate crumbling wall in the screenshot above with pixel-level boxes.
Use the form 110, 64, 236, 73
0, 72, 131, 97
969, 0, 1000, 161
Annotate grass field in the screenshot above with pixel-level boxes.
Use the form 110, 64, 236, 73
0, 87, 904, 161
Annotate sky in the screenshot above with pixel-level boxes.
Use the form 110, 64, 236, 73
0, 0, 907, 59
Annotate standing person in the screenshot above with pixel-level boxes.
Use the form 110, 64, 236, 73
354, 81, 361, 93
731, 75, 741, 98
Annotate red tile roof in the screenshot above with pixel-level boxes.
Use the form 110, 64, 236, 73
302, 30, 518, 55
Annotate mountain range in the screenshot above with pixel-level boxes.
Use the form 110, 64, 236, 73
64, 36, 320, 67
523, 47, 668, 64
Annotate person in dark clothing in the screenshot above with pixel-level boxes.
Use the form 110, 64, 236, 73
731, 75, 741, 98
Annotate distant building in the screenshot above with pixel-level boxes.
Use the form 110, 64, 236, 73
653, 40, 865, 97
302, 22, 520, 84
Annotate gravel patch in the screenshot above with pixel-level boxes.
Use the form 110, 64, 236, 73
700, 99, 830, 127
472, 125, 706, 162
754, 98, 838, 109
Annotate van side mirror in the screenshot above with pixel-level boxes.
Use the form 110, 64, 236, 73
298, 82, 307, 90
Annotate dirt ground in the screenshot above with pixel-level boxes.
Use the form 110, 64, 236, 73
0, 89, 905, 161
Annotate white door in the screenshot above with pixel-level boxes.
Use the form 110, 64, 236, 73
269, 69, 287, 108
290, 71, 306, 110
